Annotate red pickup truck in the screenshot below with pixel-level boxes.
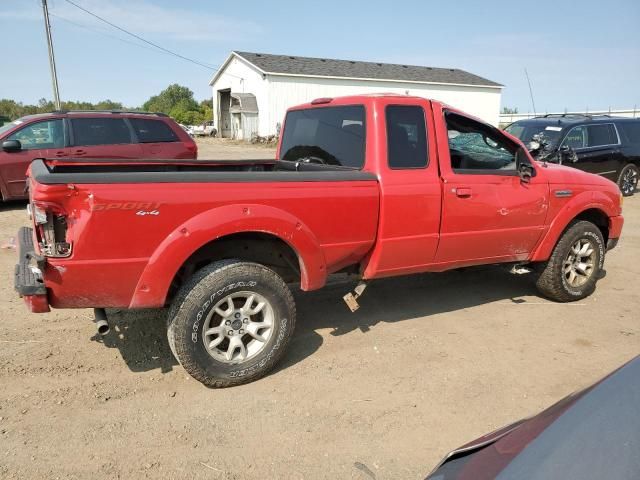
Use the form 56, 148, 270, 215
15, 94, 624, 388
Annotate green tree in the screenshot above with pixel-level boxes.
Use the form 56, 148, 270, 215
143, 84, 199, 114
0, 98, 127, 120
175, 110, 204, 125
199, 98, 213, 122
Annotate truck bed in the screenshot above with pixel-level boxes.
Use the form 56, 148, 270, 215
27, 158, 380, 308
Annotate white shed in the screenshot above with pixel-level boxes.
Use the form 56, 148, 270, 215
210, 51, 503, 139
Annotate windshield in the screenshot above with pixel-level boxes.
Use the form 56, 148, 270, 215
0, 120, 21, 137
279, 105, 365, 168
505, 123, 564, 147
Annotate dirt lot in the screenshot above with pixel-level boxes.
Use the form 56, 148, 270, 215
196, 137, 277, 160
0, 142, 638, 479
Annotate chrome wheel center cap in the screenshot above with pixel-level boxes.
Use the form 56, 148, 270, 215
231, 318, 243, 330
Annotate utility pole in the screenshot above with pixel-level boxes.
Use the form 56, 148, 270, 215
41, 0, 61, 110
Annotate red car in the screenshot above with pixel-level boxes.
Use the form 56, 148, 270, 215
15, 95, 624, 387
0, 111, 197, 200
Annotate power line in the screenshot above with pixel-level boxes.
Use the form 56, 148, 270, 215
50, 12, 164, 54
61, 0, 242, 79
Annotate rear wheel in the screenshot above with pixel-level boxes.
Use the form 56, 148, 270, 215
618, 163, 638, 196
535, 221, 605, 302
167, 260, 296, 388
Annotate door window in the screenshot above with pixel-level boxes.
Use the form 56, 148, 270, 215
130, 119, 178, 143
446, 112, 517, 172
386, 105, 428, 169
70, 118, 132, 146
7, 119, 64, 150
586, 124, 617, 147
562, 126, 587, 149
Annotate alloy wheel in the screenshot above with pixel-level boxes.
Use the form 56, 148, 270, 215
563, 239, 596, 288
202, 291, 274, 364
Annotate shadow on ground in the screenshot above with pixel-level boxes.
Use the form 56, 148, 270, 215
0, 200, 27, 212
91, 265, 541, 378
91, 308, 178, 374
276, 264, 540, 374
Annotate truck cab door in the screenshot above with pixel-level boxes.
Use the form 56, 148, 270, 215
362, 100, 442, 279
433, 110, 548, 267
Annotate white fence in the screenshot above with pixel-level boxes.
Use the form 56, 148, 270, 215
500, 108, 639, 126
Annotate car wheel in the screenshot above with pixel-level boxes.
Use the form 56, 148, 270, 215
167, 260, 296, 388
618, 163, 638, 197
209, 129, 217, 137
535, 221, 605, 302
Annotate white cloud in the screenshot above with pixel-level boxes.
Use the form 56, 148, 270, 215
0, 0, 262, 41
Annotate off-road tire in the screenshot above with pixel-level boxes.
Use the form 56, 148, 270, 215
167, 260, 296, 388
618, 163, 639, 197
535, 221, 605, 302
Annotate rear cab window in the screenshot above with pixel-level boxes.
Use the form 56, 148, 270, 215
279, 105, 365, 168
71, 118, 132, 146
130, 119, 178, 143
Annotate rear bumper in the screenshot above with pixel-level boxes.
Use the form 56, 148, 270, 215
14, 226, 50, 313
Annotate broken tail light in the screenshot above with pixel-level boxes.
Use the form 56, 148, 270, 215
31, 201, 72, 258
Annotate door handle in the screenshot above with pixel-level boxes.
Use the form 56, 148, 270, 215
54, 151, 65, 157
455, 187, 472, 198
74, 149, 87, 156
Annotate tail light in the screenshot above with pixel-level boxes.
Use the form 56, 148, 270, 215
185, 141, 198, 158
31, 201, 72, 258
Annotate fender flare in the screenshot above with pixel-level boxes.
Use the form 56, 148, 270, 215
530, 190, 617, 262
129, 204, 326, 308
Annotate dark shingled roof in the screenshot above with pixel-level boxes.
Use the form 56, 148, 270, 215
234, 51, 502, 88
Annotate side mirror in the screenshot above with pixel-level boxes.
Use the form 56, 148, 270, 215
516, 147, 536, 183
559, 145, 578, 164
2, 140, 21, 153
518, 163, 534, 183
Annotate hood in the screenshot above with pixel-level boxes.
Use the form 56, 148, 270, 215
536, 161, 615, 188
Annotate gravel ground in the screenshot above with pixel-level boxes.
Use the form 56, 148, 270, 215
0, 144, 638, 479
196, 137, 276, 160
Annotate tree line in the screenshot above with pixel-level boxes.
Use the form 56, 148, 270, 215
0, 84, 212, 126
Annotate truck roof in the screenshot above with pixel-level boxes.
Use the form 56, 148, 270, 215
290, 93, 446, 111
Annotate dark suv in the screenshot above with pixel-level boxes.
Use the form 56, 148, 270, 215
0, 111, 197, 201
505, 115, 640, 196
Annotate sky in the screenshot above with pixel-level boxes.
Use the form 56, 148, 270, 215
1, 0, 639, 113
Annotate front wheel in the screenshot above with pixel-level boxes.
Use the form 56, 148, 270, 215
618, 163, 638, 197
167, 260, 296, 388
535, 221, 605, 302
